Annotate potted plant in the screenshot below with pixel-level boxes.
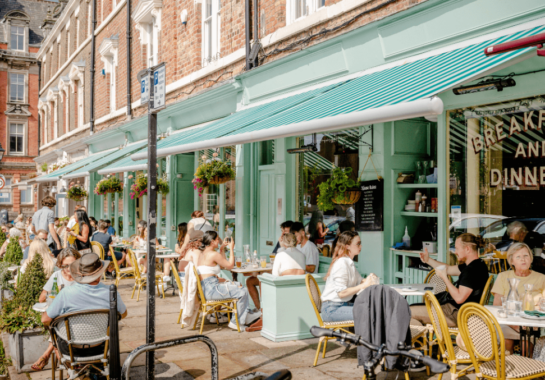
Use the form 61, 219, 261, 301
94, 176, 123, 196
0, 340, 12, 378
39, 163, 48, 173
192, 155, 235, 197
130, 174, 169, 200
0, 229, 6, 248
66, 183, 88, 201
3, 238, 22, 266
317, 167, 362, 212
0, 254, 49, 373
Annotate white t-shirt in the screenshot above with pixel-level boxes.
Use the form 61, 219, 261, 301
321, 257, 362, 303
272, 247, 306, 276
43, 270, 75, 292
190, 218, 214, 233
297, 240, 319, 273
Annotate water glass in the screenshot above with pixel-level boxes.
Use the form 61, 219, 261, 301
235, 256, 242, 268
260, 256, 268, 268
501, 296, 508, 312
539, 297, 545, 312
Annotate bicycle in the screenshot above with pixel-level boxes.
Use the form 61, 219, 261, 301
310, 326, 450, 380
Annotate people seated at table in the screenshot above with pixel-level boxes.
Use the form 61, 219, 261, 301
178, 229, 204, 277
291, 222, 319, 273
89, 217, 98, 235
91, 221, 126, 272
105, 219, 116, 236
491, 242, 545, 354
175, 223, 188, 256
331, 220, 356, 254
41, 253, 127, 358
196, 231, 260, 331
272, 221, 293, 254
320, 231, 377, 322
272, 233, 306, 276
23, 230, 49, 261
411, 232, 489, 327
494, 221, 545, 255
180, 211, 215, 253
32, 248, 82, 371
132, 220, 147, 249
68, 209, 92, 254
31, 197, 62, 254
21, 239, 56, 279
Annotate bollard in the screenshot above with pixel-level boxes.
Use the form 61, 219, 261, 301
110, 285, 121, 380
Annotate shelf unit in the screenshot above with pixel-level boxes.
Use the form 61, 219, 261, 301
397, 183, 438, 189
400, 211, 438, 217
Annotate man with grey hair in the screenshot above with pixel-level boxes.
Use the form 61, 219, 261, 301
500, 221, 545, 255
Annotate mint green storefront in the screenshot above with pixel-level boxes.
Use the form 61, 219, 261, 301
88, 0, 545, 341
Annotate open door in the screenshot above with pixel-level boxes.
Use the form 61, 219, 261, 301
258, 168, 277, 256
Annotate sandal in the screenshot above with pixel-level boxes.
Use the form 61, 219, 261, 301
31, 355, 49, 371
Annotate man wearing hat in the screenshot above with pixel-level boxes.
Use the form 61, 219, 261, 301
42, 253, 127, 326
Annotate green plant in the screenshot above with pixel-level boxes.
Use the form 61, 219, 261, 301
0, 229, 6, 248
0, 254, 46, 333
94, 176, 123, 196
67, 184, 88, 201
0, 340, 12, 375
130, 174, 169, 199
193, 158, 236, 196
0, 262, 14, 291
40, 163, 48, 173
4, 238, 22, 265
316, 167, 358, 212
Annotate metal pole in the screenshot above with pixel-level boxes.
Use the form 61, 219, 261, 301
109, 285, 121, 380
146, 69, 158, 380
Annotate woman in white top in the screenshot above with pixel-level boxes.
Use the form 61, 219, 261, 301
180, 211, 215, 253
21, 239, 56, 279
197, 231, 258, 331
32, 248, 81, 371
272, 233, 306, 276
320, 231, 377, 322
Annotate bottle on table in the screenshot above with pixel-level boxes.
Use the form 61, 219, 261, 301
48, 277, 59, 305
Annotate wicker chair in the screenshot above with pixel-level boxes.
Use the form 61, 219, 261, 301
49, 309, 111, 380
110, 247, 135, 287
424, 269, 453, 295
170, 261, 184, 328
305, 274, 354, 367
192, 265, 240, 334
129, 249, 165, 301
458, 303, 545, 380
480, 275, 495, 306
90, 242, 106, 280
424, 291, 474, 380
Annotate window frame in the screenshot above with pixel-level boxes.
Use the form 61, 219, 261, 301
8, 122, 25, 156
9, 72, 26, 103
10, 25, 25, 51
201, 0, 221, 67
0, 179, 12, 205
146, 18, 159, 68
20, 186, 33, 205
287, 0, 323, 24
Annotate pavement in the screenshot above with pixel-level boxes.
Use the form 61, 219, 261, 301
27, 278, 478, 380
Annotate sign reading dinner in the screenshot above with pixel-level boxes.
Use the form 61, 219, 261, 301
466, 98, 545, 187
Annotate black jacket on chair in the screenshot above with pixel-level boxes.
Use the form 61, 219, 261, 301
354, 285, 412, 369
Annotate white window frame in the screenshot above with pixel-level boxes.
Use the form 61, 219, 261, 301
9, 73, 25, 103
132, 0, 162, 68
8, 122, 25, 156
202, 0, 221, 67
88, 2, 92, 36
287, 0, 322, 24
98, 37, 119, 113
10, 25, 25, 51
110, 57, 116, 112
76, 18, 80, 47
147, 19, 158, 68
0, 179, 12, 205
20, 186, 33, 204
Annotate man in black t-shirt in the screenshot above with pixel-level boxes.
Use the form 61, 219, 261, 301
91, 222, 126, 271
410, 233, 489, 328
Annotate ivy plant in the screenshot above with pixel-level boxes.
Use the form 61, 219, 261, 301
316, 167, 358, 212
4, 238, 23, 265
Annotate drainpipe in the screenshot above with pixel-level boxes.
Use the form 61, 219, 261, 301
38, 61, 42, 148
126, 0, 132, 117
244, 0, 252, 70
90, 0, 97, 133
252, 0, 258, 68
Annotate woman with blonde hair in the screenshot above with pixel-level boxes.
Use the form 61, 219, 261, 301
272, 233, 306, 276
320, 231, 377, 322
21, 239, 56, 278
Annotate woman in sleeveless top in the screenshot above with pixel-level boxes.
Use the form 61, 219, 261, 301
180, 211, 215, 253
197, 231, 258, 331
68, 209, 91, 253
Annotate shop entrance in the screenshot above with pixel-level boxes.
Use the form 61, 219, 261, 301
258, 167, 277, 256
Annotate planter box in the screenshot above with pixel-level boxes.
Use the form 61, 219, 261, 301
9, 329, 51, 373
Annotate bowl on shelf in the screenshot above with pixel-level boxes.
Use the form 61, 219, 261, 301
404, 205, 416, 211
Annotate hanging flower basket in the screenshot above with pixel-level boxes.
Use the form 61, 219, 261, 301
192, 154, 235, 197
209, 176, 231, 185
130, 173, 169, 200
332, 190, 361, 205
66, 184, 88, 202
317, 168, 361, 211
94, 176, 123, 196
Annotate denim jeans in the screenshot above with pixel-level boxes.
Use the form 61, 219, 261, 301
321, 301, 354, 322
201, 276, 249, 325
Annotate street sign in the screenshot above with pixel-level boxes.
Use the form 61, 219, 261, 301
137, 69, 150, 105
0, 175, 6, 190
152, 64, 166, 112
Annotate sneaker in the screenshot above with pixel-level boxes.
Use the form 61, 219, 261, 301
163, 276, 171, 283
245, 310, 262, 325
408, 361, 427, 372
228, 321, 245, 332
209, 314, 229, 324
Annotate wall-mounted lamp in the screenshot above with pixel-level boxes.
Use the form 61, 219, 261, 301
51, 186, 58, 193
453, 78, 516, 95
180, 10, 188, 25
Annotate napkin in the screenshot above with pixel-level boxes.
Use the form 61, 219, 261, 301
524, 310, 545, 317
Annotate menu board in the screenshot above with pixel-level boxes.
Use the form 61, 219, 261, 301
355, 179, 383, 232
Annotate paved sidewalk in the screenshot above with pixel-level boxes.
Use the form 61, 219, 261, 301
28, 278, 477, 380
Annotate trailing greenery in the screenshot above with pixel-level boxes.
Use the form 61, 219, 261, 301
0, 340, 11, 375
0, 229, 6, 249
67, 184, 88, 201
193, 158, 235, 197
94, 176, 123, 196
0, 254, 46, 334
3, 238, 22, 265
0, 262, 14, 291
40, 163, 48, 173
317, 167, 359, 212
130, 174, 169, 199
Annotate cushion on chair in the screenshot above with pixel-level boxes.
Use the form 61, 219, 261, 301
62, 353, 105, 363
323, 320, 354, 327
410, 325, 428, 339
442, 346, 471, 360
206, 298, 238, 303
480, 355, 545, 378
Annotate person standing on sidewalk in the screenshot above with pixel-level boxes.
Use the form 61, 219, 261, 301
31, 196, 62, 255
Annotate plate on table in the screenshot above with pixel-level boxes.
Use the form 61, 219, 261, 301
33, 302, 48, 312
394, 286, 417, 292
521, 312, 545, 320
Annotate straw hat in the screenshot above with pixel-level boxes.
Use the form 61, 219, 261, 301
188, 229, 204, 243
70, 253, 110, 284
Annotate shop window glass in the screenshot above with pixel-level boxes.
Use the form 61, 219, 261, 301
300, 128, 360, 258
224, 146, 236, 238
20, 188, 32, 204
448, 96, 545, 264
198, 149, 220, 228
0, 179, 12, 204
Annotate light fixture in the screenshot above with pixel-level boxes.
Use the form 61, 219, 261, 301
59, 185, 67, 193
51, 186, 58, 193
180, 9, 188, 25
288, 133, 317, 154
453, 78, 516, 95
0, 143, 5, 161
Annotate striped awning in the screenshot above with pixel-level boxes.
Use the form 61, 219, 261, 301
132, 24, 544, 161
63, 141, 147, 179
97, 154, 147, 175
35, 152, 113, 182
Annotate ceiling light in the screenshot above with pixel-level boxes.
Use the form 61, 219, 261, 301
453, 78, 516, 95
288, 133, 318, 154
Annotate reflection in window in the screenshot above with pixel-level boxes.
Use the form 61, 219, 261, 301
448, 96, 545, 261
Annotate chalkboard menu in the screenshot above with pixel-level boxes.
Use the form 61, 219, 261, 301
355, 179, 384, 232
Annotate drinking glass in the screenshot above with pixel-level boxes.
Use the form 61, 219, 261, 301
236, 256, 242, 268
501, 296, 508, 312
539, 297, 545, 312
514, 301, 522, 316
270, 254, 275, 265
260, 256, 268, 268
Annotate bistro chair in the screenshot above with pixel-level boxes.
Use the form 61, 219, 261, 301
129, 249, 165, 301
480, 275, 495, 306
192, 265, 240, 334
49, 309, 111, 380
305, 274, 354, 367
170, 261, 184, 328
424, 291, 474, 380
424, 269, 454, 354
458, 303, 545, 380
90, 242, 106, 281
109, 247, 135, 287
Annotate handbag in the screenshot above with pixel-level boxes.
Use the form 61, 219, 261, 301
435, 290, 453, 305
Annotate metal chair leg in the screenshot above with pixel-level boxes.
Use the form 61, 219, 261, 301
313, 337, 323, 367
177, 309, 182, 324
322, 337, 328, 358
199, 309, 207, 334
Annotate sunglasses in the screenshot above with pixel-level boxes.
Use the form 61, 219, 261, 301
61, 264, 70, 270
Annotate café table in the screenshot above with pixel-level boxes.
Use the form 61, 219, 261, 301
485, 305, 545, 357
385, 283, 436, 296
231, 263, 273, 274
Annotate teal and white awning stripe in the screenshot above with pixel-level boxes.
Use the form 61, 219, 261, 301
35, 152, 113, 182
63, 141, 148, 179
132, 24, 545, 161
97, 154, 147, 175
304, 152, 335, 171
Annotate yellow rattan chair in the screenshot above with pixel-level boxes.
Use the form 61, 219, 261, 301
305, 274, 354, 367
424, 291, 474, 380
170, 261, 184, 328
458, 303, 545, 380
129, 249, 165, 301
90, 241, 106, 281
424, 269, 453, 294
110, 247, 135, 287
192, 265, 241, 334
480, 275, 495, 306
